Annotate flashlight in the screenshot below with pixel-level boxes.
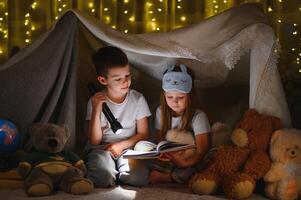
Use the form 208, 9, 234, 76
87, 83, 123, 134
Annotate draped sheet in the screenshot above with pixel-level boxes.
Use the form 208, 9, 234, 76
0, 3, 291, 149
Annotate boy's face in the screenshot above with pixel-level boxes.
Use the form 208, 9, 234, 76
164, 91, 188, 116
98, 64, 131, 96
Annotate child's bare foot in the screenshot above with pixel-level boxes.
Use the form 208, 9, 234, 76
149, 170, 172, 184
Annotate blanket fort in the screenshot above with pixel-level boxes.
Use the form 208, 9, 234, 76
0, 3, 291, 150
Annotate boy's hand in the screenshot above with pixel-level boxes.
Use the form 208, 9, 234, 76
92, 92, 106, 113
105, 142, 124, 158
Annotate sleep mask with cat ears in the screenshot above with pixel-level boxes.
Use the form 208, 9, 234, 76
162, 64, 192, 93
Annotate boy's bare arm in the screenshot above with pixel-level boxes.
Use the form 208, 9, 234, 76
87, 92, 106, 145
106, 117, 149, 156
87, 110, 103, 145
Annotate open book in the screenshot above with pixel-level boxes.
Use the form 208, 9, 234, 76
122, 140, 195, 159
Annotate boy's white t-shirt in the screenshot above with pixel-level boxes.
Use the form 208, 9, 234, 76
86, 89, 151, 144
155, 107, 211, 136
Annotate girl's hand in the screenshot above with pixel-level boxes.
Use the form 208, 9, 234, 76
105, 142, 124, 158
162, 151, 186, 167
91, 92, 106, 113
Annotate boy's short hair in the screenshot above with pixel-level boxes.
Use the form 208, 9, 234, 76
92, 46, 129, 77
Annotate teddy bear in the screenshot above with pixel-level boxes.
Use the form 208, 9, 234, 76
189, 109, 282, 199
17, 123, 93, 196
264, 128, 301, 200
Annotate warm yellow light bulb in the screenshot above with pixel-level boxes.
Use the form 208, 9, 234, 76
294, 24, 297, 26
5, 12, 8, 16
293, 31, 298, 35
124, 0, 129, 3
91, 9, 95, 12
292, 48, 296, 51
268, 7, 273, 12
25, 39, 30, 43
104, 8, 108, 11
25, 13, 30, 17
129, 16, 135, 22
88, 2, 94, 8
299, 69, 301, 73
31, 25, 36, 31
177, 0, 181, 2
215, 5, 219, 8
31, 2, 37, 9
62, 4, 66, 8
278, 0, 282, 2
0, 18, 3, 21
157, 8, 162, 12
177, 5, 181, 9
55, 16, 58, 20
151, 18, 156, 22
224, 0, 227, 3
111, 25, 116, 29
149, 10, 153, 14
147, 2, 152, 7
4, 34, 7, 38
124, 29, 128, 33
58, 8, 62, 12
159, 0, 163, 2
26, 31, 30, 35
181, 16, 186, 21
277, 19, 282, 23
0, 50, 3, 54
156, 27, 160, 31
124, 10, 128, 14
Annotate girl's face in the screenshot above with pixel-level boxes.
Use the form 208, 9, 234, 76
164, 91, 188, 116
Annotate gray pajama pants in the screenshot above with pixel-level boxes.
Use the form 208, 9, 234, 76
146, 148, 216, 184
85, 149, 149, 187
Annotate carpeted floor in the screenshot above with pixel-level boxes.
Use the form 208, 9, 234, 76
0, 184, 269, 200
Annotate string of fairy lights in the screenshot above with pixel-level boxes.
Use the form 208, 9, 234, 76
0, 0, 8, 56
0, 0, 300, 74
24, 1, 38, 44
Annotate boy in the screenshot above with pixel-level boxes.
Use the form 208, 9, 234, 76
85, 46, 151, 187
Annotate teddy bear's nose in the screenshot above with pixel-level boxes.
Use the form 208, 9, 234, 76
289, 150, 296, 157
48, 139, 58, 148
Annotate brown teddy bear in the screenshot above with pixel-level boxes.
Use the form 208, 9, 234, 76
264, 128, 301, 200
17, 123, 93, 196
189, 109, 282, 199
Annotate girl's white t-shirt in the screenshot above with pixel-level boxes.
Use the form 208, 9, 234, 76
155, 107, 211, 136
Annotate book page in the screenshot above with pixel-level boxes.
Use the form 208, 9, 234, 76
157, 141, 195, 153
122, 149, 159, 159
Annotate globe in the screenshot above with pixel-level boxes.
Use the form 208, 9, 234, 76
0, 119, 20, 155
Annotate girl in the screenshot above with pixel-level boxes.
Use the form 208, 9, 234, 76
148, 64, 211, 184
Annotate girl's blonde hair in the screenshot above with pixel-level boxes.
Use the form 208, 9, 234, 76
158, 66, 197, 142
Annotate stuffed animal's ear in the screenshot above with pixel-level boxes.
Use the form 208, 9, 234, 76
61, 124, 70, 138
28, 123, 43, 137
270, 130, 282, 146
